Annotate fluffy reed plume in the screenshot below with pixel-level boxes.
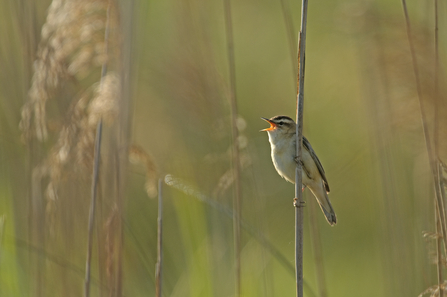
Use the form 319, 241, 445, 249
20, 0, 113, 142
19, 0, 120, 223
129, 145, 159, 198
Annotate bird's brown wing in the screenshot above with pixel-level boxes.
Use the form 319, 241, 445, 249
302, 136, 330, 193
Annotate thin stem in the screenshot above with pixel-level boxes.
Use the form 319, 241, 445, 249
223, 0, 242, 296
279, 0, 297, 79
400, 0, 447, 250
100, 0, 112, 79
155, 178, 163, 297
434, 0, 439, 159
84, 2, 111, 295
308, 196, 328, 297
436, 201, 444, 297
0, 215, 4, 258
84, 119, 103, 297
294, 0, 308, 296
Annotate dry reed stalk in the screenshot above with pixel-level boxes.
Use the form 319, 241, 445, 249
294, 0, 308, 296
279, 0, 297, 79
0, 215, 4, 257
434, 0, 439, 159
223, 0, 242, 295
84, 119, 103, 297
433, 1, 444, 296
155, 178, 163, 297
114, 1, 136, 295
308, 196, 328, 297
103, 204, 120, 297
436, 201, 444, 297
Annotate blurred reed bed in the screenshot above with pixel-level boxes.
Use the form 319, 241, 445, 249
350, 1, 447, 296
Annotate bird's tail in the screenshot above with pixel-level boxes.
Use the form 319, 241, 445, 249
309, 182, 337, 226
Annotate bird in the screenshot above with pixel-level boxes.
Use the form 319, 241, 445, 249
261, 115, 336, 226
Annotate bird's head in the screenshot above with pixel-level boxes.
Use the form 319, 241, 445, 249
261, 115, 296, 136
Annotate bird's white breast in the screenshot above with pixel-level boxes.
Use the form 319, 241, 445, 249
268, 133, 313, 185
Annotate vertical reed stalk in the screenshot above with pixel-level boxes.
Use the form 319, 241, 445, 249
155, 178, 163, 297
308, 196, 328, 297
85, 2, 112, 295
0, 215, 4, 257
279, 0, 297, 79
436, 201, 444, 297
433, 2, 444, 295
433, 0, 439, 158
400, 0, 447, 250
294, 0, 308, 296
223, 0, 242, 296
84, 119, 103, 297
115, 1, 135, 295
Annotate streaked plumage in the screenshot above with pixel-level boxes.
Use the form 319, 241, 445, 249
261, 115, 336, 225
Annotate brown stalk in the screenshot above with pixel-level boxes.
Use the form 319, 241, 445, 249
155, 178, 163, 297
436, 201, 444, 297
308, 196, 328, 297
223, 0, 242, 296
294, 0, 308, 296
85, 1, 113, 295
279, 0, 297, 79
84, 119, 103, 297
433, 1, 444, 296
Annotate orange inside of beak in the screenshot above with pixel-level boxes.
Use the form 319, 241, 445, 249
261, 118, 276, 131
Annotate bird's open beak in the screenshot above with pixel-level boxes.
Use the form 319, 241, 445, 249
260, 117, 276, 131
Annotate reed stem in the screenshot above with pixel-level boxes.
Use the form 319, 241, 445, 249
155, 178, 163, 297
223, 0, 242, 295
294, 0, 308, 296
84, 119, 103, 297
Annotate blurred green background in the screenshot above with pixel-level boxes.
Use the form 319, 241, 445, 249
1, 0, 446, 296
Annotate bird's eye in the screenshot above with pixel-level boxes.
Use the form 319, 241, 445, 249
278, 121, 284, 126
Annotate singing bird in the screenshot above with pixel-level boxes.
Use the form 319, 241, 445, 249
261, 115, 336, 225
